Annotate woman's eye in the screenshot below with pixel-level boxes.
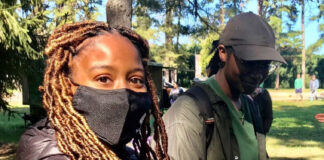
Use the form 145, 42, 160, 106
97, 76, 111, 83
129, 77, 144, 87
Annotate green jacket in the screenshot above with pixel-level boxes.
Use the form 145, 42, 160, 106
162, 83, 267, 160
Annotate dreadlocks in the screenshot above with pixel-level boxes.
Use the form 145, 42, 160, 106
41, 21, 169, 160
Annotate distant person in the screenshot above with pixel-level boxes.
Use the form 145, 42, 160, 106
309, 74, 319, 101
294, 74, 303, 100
161, 12, 286, 160
169, 82, 184, 104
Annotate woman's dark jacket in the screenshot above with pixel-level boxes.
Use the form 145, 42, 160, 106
16, 119, 69, 160
16, 119, 137, 160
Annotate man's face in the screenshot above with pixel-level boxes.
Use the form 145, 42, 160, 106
224, 53, 270, 94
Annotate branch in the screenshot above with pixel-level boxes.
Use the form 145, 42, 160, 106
186, 0, 221, 34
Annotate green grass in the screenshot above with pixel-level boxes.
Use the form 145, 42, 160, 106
1, 92, 324, 159
0, 107, 29, 144
267, 100, 324, 160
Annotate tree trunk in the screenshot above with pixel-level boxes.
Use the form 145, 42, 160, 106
176, 0, 181, 52
220, 0, 225, 28
233, 0, 238, 15
165, 0, 173, 50
258, 0, 264, 17
165, 0, 174, 66
84, 0, 91, 20
301, 0, 306, 90
275, 62, 281, 89
219, 0, 225, 30
106, 0, 132, 28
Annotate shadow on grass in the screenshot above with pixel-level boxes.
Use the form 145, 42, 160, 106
268, 104, 324, 148
0, 108, 29, 144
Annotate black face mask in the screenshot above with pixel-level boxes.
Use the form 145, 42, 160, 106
72, 86, 152, 146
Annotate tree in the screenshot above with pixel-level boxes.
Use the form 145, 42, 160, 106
0, 0, 40, 114
257, 0, 301, 89
164, 0, 176, 67
1, 0, 102, 120
301, 0, 306, 90
196, 0, 247, 72
316, 58, 324, 88
258, 0, 264, 17
48, 0, 102, 28
106, 0, 132, 28
307, 2, 323, 56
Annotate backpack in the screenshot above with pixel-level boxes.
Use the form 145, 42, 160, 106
183, 85, 215, 149
183, 84, 265, 158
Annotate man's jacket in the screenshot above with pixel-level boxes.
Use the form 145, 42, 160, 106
162, 83, 267, 160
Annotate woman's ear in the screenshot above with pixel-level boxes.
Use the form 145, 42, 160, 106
218, 44, 227, 62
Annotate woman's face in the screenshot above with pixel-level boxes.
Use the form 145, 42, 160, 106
69, 31, 147, 94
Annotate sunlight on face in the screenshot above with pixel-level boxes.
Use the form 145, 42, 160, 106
70, 30, 147, 93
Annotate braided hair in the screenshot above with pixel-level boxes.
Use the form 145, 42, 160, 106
40, 21, 169, 160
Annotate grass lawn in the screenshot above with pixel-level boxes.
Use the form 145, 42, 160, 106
267, 99, 324, 160
0, 105, 29, 160
1, 89, 324, 159
0, 107, 29, 144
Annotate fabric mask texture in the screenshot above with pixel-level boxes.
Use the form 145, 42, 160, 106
72, 86, 152, 146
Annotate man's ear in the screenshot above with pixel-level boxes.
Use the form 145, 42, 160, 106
218, 44, 227, 62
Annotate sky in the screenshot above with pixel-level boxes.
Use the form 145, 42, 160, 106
97, 0, 323, 55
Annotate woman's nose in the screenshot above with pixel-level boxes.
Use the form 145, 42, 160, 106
114, 79, 129, 89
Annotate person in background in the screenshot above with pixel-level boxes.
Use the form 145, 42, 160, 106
294, 74, 303, 101
208, 37, 274, 160
16, 21, 169, 160
309, 74, 319, 101
162, 12, 286, 160
169, 82, 184, 104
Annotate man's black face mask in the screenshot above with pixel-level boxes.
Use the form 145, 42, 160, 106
72, 85, 152, 146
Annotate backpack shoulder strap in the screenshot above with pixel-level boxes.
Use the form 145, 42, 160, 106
184, 83, 234, 160
243, 95, 265, 134
183, 85, 215, 149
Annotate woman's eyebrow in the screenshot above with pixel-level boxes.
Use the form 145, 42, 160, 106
89, 65, 116, 72
126, 68, 144, 76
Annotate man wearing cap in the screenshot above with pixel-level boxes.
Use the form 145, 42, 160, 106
162, 12, 286, 160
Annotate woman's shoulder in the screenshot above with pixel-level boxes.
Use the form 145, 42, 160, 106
16, 118, 69, 160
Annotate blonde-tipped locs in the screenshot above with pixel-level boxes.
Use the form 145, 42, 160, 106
42, 21, 169, 160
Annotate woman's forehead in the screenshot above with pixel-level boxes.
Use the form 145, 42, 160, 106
75, 30, 118, 53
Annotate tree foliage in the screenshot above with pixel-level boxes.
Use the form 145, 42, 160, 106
0, 0, 102, 115
0, 0, 41, 113
1, 0, 324, 115
132, 0, 322, 88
